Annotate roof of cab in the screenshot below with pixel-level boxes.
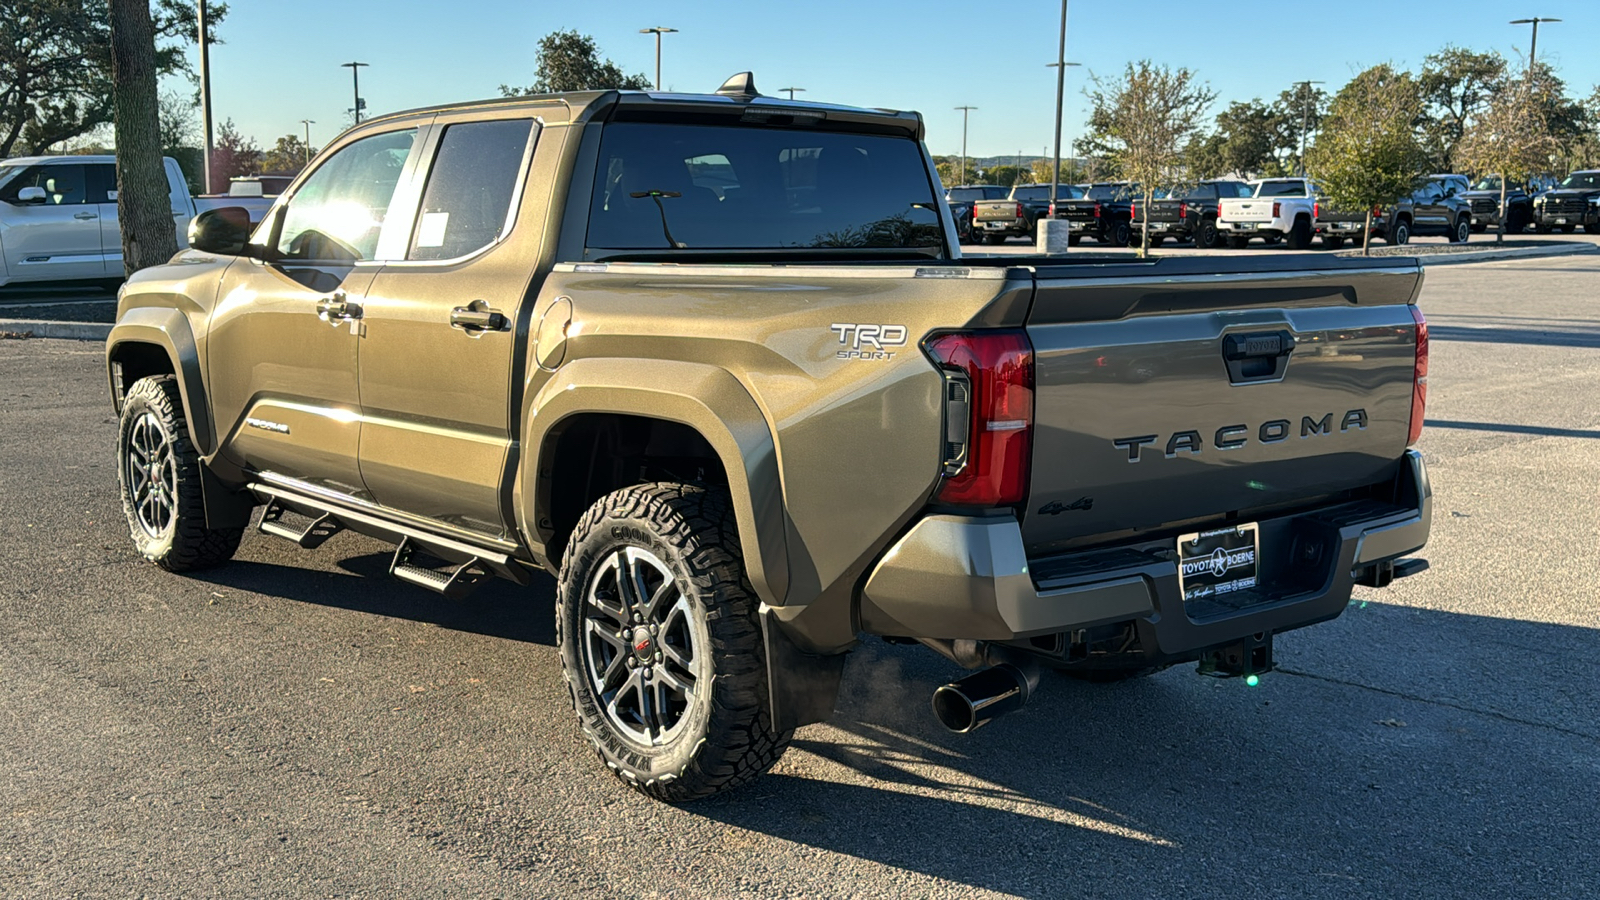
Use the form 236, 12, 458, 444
356, 82, 924, 139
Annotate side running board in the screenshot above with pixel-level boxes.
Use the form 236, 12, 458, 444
249, 481, 531, 598
390, 537, 489, 600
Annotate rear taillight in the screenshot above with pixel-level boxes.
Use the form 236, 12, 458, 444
1131, 201, 1138, 219
1093, 202, 1102, 218
1179, 201, 1188, 217
1408, 306, 1428, 446
927, 330, 1034, 507
1016, 202, 1024, 219
1048, 202, 1056, 217
1373, 205, 1383, 217
1273, 201, 1281, 217
1313, 201, 1319, 219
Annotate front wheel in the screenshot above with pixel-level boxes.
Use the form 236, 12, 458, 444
1449, 217, 1471, 243
557, 483, 791, 802
117, 376, 244, 571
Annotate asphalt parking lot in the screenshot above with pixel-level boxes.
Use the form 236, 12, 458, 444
2, 254, 1598, 897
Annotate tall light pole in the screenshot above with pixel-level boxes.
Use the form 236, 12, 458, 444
300, 119, 315, 163
1510, 17, 1561, 78
197, 0, 215, 193
639, 27, 677, 90
1045, 0, 1080, 209
341, 61, 368, 124
954, 106, 977, 184
1291, 80, 1324, 175
780, 87, 806, 100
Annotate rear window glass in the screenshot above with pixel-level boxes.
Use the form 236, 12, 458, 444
1254, 181, 1309, 197
1011, 185, 1081, 201
587, 123, 943, 252
947, 187, 993, 201
1086, 184, 1135, 200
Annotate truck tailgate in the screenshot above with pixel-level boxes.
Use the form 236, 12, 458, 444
1220, 198, 1276, 222
1020, 259, 1423, 555
973, 199, 1021, 221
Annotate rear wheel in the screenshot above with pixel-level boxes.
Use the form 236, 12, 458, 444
1535, 223, 1552, 234
1587, 223, 1600, 235
1561, 225, 1577, 234
1066, 235, 1081, 247
1389, 220, 1411, 245
1285, 216, 1313, 250
1449, 217, 1470, 243
1194, 220, 1219, 249
557, 483, 791, 802
117, 376, 244, 572
1111, 221, 1132, 247
1226, 235, 1251, 249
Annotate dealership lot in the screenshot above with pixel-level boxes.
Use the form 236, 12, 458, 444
1, 254, 1597, 897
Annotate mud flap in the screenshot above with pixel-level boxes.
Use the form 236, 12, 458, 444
761, 606, 847, 732
201, 464, 257, 530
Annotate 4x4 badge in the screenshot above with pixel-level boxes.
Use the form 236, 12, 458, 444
1038, 496, 1093, 515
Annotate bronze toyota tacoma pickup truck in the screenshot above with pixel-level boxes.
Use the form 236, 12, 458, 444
106, 75, 1432, 802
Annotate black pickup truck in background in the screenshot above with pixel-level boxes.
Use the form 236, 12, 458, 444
946, 184, 1008, 244
1050, 181, 1137, 246
971, 183, 1079, 244
1460, 176, 1534, 234
1532, 170, 1600, 234
1131, 179, 1253, 248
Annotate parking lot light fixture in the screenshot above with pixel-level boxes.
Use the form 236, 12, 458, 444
300, 120, 315, 163
1510, 18, 1561, 78
954, 106, 977, 185
639, 27, 678, 91
341, 61, 369, 124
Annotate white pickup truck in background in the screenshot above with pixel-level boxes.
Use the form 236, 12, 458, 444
1217, 178, 1319, 250
0, 155, 280, 289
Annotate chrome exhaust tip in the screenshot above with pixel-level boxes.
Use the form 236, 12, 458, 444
931, 663, 1034, 733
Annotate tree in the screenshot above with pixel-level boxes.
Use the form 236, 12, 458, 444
1204, 99, 1288, 177
0, 0, 225, 158
1273, 83, 1329, 174
109, 0, 177, 276
1418, 47, 1507, 171
158, 88, 203, 192
206, 119, 260, 192
259, 134, 315, 176
1457, 76, 1563, 243
1084, 61, 1216, 257
499, 30, 651, 96
1306, 64, 1429, 256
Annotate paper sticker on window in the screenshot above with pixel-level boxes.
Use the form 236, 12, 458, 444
416, 211, 449, 248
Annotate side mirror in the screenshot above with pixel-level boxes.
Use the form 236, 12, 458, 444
14, 186, 47, 204
187, 206, 253, 255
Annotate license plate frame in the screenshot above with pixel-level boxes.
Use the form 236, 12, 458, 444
1554, 217, 1567, 225
1176, 523, 1260, 603
1234, 222, 1259, 230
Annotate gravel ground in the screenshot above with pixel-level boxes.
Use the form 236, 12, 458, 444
1, 255, 1597, 897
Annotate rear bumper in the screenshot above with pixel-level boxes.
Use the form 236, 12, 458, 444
860, 451, 1431, 658
1217, 219, 1288, 237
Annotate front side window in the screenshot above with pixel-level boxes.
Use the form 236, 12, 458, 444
587, 122, 943, 253
276, 128, 417, 262
1558, 171, 1600, 190
408, 119, 535, 261
0, 164, 91, 205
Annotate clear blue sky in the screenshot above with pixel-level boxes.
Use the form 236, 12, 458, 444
189, 0, 1598, 159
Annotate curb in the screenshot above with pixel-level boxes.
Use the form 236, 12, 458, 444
0, 319, 113, 341
1350, 242, 1598, 267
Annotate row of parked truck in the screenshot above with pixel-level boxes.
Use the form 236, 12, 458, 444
948, 169, 1600, 250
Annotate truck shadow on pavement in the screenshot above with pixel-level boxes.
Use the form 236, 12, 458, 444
194, 551, 556, 646
691, 603, 1600, 898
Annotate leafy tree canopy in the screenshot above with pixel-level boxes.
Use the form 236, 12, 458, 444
499, 30, 651, 96
1306, 64, 1429, 254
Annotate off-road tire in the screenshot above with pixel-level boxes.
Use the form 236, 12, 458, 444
117, 376, 244, 571
556, 482, 791, 802
1286, 216, 1313, 250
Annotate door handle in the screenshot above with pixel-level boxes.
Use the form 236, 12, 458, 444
450, 304, 508, 333
74, 211, 98, 220
316, 291, 360, 323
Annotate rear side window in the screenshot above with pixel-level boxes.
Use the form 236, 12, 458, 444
586, 122, 943, 252
409, 118, 536, 261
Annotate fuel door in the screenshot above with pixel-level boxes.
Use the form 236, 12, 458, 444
534, 296, 573, 371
